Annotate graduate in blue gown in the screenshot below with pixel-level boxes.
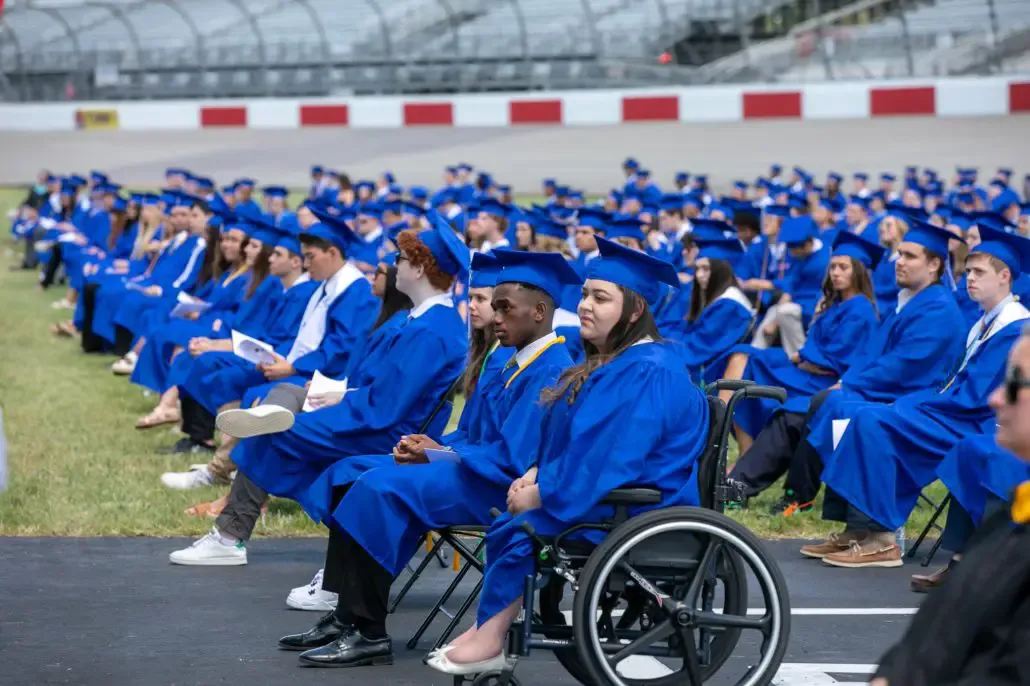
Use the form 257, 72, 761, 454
730, 231, 882, 441
871, 209, 913, 314
428, 238, 709, 677
665, 236, 754, 384
276, 253, 582, 669
739, 204, 793, 310
806, 225, 1030, 569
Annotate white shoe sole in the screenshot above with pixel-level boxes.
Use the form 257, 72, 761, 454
285, 593, 337, 611
169, 552, 248, 566
216, 406, 295, 439
160, 472, 212, 490
822, 557, 903, 569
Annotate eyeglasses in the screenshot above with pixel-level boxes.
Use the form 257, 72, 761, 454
396, 254, 409, 265
1004, 366, 1030, 404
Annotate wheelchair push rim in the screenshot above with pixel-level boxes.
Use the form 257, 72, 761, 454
572, 508, 791, 686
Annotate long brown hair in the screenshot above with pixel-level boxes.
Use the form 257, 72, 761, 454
245, 242, 275, 299
106, 209, 129, 250
815, 256, 876, 317
687, 258, 735, 322
197, 223, 228, 287
541, 285, 659, 405
373, 265, 413, 330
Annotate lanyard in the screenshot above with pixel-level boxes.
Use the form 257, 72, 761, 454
222, 265, 250, 286
478, 340, 500, 380
505, 337, 566, 389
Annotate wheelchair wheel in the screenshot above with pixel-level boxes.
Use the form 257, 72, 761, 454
572, 507, 791, 686
470, 672, 521, 686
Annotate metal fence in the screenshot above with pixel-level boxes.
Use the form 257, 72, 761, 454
0, 0, 1028, 101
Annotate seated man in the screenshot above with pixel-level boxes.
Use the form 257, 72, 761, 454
167, 214, 469, 565
870, 333, 1030, 686
277, 250, 580, 667
729, 220, 966, 512
911, 430, 1030, 592
801, 225, 1030, 568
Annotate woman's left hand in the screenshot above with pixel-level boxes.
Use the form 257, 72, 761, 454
507, 484, 541, 515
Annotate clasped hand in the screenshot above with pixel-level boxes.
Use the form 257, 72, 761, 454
257, 353, 295, 381
305, 390, 346, 410
507, 467, 541, 515
392, 434, 441, 464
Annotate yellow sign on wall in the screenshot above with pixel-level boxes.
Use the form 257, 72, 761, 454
75, 109, 120, 130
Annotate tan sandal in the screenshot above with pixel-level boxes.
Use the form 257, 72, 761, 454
57, 321, 78, 337
135, 407, 181, 430
184, 495, 267, 519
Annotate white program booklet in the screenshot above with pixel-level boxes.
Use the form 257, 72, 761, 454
302, 370, 351, 412
831, 419, 851, 450
231, 330, 277, 366
425, 449, 462, 464
169, 292, 212, 318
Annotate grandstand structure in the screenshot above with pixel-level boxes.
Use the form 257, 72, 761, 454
0, 0, 1028, 101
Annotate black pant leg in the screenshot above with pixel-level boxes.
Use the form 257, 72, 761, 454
80, 283, 106, 353
112, 325, 134, 357
40, 242, 62, 288
214, 473, 269, 541
322, 486, 352, 594
180, 392, 215, 444
335, 530, 393, 639
729, 411, 806, 497
782, 389, 834, 502
822, 487, 849, 523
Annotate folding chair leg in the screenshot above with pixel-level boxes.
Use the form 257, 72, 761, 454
406, 536, 485, 650
921, 529, 947, 568
389, 534, 449, 614
433, 577, 483, 651
907, 494, 951, 560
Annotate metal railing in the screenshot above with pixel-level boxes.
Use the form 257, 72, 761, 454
0, 0, 1028, 101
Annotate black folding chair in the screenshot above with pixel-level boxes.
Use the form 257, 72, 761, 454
907, 492, 951, 567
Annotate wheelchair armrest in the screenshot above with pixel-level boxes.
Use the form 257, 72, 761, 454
602, 488, 662, 506
705, 379, 755, 395
743, 384, 787, 403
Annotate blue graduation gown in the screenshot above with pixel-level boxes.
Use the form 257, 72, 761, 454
734, 294, 879, 437
873, 253, 899, 315
937, 432, 1030, 523
230, 302, 468, 510
820, 302, 1030, 530
741, 237, 791, 309
327, 342, 573, 576
476, 342, 709, 625
665, 287, 753, 384
774, 244, 830, 326
290, 277, 379, 381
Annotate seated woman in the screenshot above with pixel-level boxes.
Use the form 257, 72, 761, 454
428, 237, 709, 676
872, 208, 911, 315
721, 231, 881, 450
666, 235, 754, 385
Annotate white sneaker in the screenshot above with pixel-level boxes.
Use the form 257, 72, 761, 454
216, 405, 295, 439
51, 298, 74, 310
169, 528, 247, 566
111, 351, 138, 375
286, 568, 339, 611
160, 466, 215, 490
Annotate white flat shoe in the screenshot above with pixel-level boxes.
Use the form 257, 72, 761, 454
427, 652, 506, 675
424, 644, 455, 661
216, 405, 295, 439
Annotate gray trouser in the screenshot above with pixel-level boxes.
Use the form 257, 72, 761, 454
751, 302, 806, 357
215, 383, 307, 541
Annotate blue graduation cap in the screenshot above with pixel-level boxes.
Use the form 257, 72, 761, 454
469, 251, 502, 289
208, 194, 237, 222
262, 185, 288, 198
478, 198, 509, 217
165, 167, 187, 178
59, 180, 77, 197
543, 178, 557, 189
786, 195, 808, 212
770, 164, 783, 175
885, 201, 928, 223
763, 204, 793, 219
675, 171, 689, 184
623, 158, 639, 170
854, 172, 869, 181
137, 193, 162, 207
832, 231, 885, 269
240, 217, 279, 247
554, 185, 571, 197
111, 195, 128, 213
992, 189, 1021, 212
972, 210, 1016, 233
311, 165, 324, 175
492, 249, 582, 303
945, 207, 973, 231
587, 236, 680, 306
827, 172, 843, 183
532, 215, 568, 241
457, 163, 474, 173
398, 200, 426, 217
193, 176, 215, 192
905, 166, 918, 176
445, 165, 459, 175
1021, 203, 1030, 218
408, 186, 429, 201
94, 182, 122, 195
732, 180, 748, 191
970, 224, 1030, 278
574, 206, 610, 232
605, 217, 647, 244
86, 170, 106, 185
636, 169, 651, 179
880, 173, 896, 183
683, 194, 704, 210
659, 194, 685, 213
385, 220, 410, 243
779, 216, 818, 246
694, 174, 709, 186
269, 223, 302, 255
695, 237, 746, 267
306, 206, 359, 252
235, 178, 256, 190
903, 220, 957, 260
67, 174, 88, 188
357, 202, 382, 219
419, 210, 471, 278
221, 184, 236, 196
382, 171, 396, 184
998, 167, 1013, 178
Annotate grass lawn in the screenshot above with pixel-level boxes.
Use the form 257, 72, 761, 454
0, 186, 947, 540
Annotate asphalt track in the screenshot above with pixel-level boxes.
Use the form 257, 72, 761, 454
0, 537, 936, 685
2, 116, 1029, 192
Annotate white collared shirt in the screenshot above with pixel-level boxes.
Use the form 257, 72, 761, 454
513, 331, 558, 368
287, 262, 364, 363
364, 227, 383, 243
481, 237, 510, 253
583, 249, 600, 264
408, 292, 454, 320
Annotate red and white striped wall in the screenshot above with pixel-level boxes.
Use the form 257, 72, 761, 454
0, 76, 1027, 131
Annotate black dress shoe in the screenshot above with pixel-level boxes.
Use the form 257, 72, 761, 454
278, 611, 350, 651
297, 627, 393, 668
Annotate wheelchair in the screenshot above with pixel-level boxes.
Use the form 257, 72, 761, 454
450, 380, 793, 686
